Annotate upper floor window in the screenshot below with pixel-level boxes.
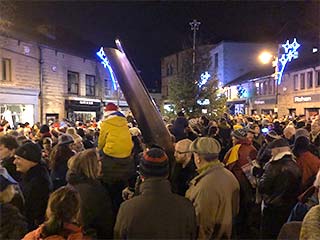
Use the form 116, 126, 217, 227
68, 71, 79, 95
268, 79, 273, 95
1, 58, 11, 81
166, 63, 174, 76
317, 71, 320, 87
105, 78, 113, 96
293, 74, 298, 90
85, 75, 96, 96
300, 73, 305, 89
307, 71, 313, 88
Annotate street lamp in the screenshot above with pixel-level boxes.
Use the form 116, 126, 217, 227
258, 38, 301, 114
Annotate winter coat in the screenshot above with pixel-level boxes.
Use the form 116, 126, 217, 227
98, 113, 133, 158
174, 159, 197, 196
23, 223, 90, 240
67, 172, 114, 239
296, 151, 320, 192
186, 161, 240, 239
172, 116, 189, 142
19, 163, 53, 231
256, 142, 272, 167
224, 139, 257, 204
258, 153, 301, 207
0, 203, 28, 240
114, 178, 197, 239
300, 205, 320, 240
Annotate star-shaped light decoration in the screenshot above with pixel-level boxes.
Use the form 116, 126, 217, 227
276, 38, 301, 85
199, 71, 211, 87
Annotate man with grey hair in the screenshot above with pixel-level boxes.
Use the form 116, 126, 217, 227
186, 137, 240, 239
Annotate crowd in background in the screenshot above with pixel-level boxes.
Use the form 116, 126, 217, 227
1, 104, 320, 239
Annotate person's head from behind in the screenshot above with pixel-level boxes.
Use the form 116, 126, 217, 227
174, 139, 192, 165
268, 138, 291, 159
189, 137, 221, 169
0, 135, 19, 160
283, 125, 296, 140
42, 186, 81, 237
311, 119, 320, 135
138, 148, 169, 180
68, 149, 101, 180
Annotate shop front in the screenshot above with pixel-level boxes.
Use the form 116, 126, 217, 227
293, 94, 320, 119
252, 98, 276, 115
65, 99, 102, 122
227, 100, 247, 115
0, 87, 39, 127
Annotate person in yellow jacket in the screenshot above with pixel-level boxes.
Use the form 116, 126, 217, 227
98, 102, 134, 214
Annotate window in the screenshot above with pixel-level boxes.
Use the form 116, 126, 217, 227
293, 74, 298, 90
67, 71, 79, 94
214, 53, 218, 70
300, 73, 305, 89
1, 58, 11, 81
307, 71, 313, 88
317, 71, 320, 87
105, 79, 113, 96
85, 75, 95, 96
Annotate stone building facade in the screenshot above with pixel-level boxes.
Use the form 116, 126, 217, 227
0, 34, 125, 126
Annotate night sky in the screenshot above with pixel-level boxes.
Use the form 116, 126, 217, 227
8, 1, 320, 90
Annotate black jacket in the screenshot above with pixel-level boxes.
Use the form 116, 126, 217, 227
67, 172, 114, 239
172, 116, 189, 142
19, 163, 52, 231
258, 154, 301, 207
0, 203, 28, 240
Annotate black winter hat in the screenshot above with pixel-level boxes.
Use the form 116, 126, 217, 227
268, 138, 289, 149
139, 148, 169, 177
15, 142, 42, 163
39, 124, 50, 134
266, 130, 280, 142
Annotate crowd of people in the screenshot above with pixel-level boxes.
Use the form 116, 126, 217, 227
1, 103, 320, 239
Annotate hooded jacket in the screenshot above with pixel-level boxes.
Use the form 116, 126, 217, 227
98, 112, 133, 158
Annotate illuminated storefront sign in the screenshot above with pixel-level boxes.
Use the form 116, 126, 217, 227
294, 96, 312, 103
293, 94, 320, 103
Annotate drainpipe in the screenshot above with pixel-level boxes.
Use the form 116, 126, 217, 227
39, 46, 44, 124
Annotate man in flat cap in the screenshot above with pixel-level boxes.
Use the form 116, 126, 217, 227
186, 137, 240, 239
257, 138, 301, 239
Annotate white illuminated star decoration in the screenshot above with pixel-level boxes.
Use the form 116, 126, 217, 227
199, 71, 211, 87
276, 38, 300, 85
96, 47, 118, 90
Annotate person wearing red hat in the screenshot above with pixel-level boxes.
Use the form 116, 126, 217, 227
98, 102, 134, 214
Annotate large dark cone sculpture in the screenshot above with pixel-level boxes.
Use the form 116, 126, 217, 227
104, 48, 174, 156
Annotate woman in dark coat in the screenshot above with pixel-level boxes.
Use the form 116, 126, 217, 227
50, 134, 75, 190
67, 149, 114, 239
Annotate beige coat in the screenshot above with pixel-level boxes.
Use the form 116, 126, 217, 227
186, 161, 240, 239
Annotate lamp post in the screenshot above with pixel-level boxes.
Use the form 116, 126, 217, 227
258, 38, 300, 114
189, 19, 201, 74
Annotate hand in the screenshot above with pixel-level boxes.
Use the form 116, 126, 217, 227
122, 187, 135, 201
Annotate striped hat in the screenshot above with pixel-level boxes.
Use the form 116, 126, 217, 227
139, 148, 169, 177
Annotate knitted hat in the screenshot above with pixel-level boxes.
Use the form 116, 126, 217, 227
232, 128, 247, 140
266, 130, 280, 141
295, 128, 310, 141
189, 137, 221, 154
15, 142, 42, 163
0, 167, 17, 191
139, 148, 169, 177
58, 134, 74, 145
246, 123, 258, 134
268, 138, 289, 149
39, 124, 50, 133
104, 102, 118, 112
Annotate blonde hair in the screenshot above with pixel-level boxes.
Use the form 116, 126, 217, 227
0, 184, 15, 203
68, 149, 99, 179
